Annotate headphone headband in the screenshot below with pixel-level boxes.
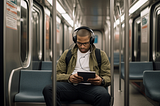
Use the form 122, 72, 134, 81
74, 26, 94, 33
72, 26, 95, 44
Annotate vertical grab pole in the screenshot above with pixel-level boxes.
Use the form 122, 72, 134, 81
73, 0, 76, 30
124, 0, 129, 106
118, 7, 122, 92
52, 0, 57, 106
110, 0, 114, 105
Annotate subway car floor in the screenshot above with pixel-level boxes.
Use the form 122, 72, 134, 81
111, 68, 153, 106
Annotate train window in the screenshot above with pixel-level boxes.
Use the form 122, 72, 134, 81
49, 16, 62, 61
20, 0, 29, 63
49, 17, 52, 60
155, 9, 160, 61
32, 5, 43, 61
57, 17, 64, 59
133, 17, 141, 61
45, 14, 52, 61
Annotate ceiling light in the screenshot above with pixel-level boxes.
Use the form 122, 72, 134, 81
129, 0, 148, 15
56, 1, 66, 14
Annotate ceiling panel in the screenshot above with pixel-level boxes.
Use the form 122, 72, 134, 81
77, 0, 110, 29
59, 0, 124, 29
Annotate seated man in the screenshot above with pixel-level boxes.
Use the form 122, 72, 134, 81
43, 26, 111, 106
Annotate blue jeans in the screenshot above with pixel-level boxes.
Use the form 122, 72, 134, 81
43, 82, 110, 106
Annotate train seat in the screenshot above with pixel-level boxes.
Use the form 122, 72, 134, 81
108, 52, 124, 66
15, 70, 108, 106
15, 70, 52, 102
41, 61, 52, 70
143, 70, 160, 102
32, 61, 41, 70
113, 52, 123, 66
121, 62, 153, 81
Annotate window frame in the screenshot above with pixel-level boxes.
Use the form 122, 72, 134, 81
20, 0, 31, 68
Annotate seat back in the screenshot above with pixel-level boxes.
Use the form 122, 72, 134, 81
113, 52, 123, 66
121, 62, 153, 80
32, 61, 41, 70
15, 70, 52, 102
41, 61, 52, 70
143, 70, 160, 102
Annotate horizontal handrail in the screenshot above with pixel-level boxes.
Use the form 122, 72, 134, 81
8, 67, 23, 106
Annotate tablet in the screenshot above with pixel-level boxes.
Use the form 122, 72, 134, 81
77, 71, 95, 83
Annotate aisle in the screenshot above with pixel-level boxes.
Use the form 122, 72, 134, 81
110, 69, 153, 106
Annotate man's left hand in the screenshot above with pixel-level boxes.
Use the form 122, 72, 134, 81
87, 74, 102, 85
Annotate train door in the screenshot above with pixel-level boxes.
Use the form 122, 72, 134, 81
104, 24, 110, 56
119, 24, 125, 60
133, 17, 141, 61
140, 8, 149, 61
114, 27, 120, 53
94, 31, 103, 50
31, 3, 43, 61
152, 2, 160, 69
121, 24, 125, 54
49, 16, 64, 61
59, 21, 64, 56
56, 16, 63, 60
63, 24, 69, 50
44, 8, 51, 61
155, 6, 160, 62
68, 27, 73, 48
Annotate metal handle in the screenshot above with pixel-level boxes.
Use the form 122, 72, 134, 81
8, 67, 23, 106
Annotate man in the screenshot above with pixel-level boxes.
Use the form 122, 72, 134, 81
43, 26, 111, 106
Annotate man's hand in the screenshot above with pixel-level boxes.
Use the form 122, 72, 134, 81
87, 74, 102, 85
69, 73, 83, 84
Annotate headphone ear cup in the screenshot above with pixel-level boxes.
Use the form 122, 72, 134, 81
73, 35, 77, 43
90, 36, 95, 44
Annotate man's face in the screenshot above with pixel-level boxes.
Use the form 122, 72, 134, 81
77, 35, 90, 53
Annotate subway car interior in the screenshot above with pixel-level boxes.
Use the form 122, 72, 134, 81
1, 0, 160, 106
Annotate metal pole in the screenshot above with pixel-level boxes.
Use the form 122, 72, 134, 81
117, 4, 122, 92
52, 0, 57, 106
73, 0, 76, 30
119, 13, 122, 92
110, 0, 114, 105
124, 0, 129, 105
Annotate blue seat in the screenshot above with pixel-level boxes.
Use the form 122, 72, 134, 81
114, 52, 123, 66
143, 70, 160, 102
15, 70, 108, 105
15, 70, 52, 102
121, 62, 153, 80
41, 61, 52, 70
32, 61, 41, 70
108, 52, 123, 66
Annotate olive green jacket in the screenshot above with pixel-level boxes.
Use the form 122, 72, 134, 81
56, 45, 111, 87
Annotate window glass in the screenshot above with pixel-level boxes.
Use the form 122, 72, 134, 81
32, 6, 42, 60
21, 0, 29, 63
134, 18, 141, 61
49, 17, 52, 60
155, 10, 160, 61
45, 15, 51, 61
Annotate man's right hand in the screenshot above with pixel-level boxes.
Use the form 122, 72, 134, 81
69, 73, 83, 84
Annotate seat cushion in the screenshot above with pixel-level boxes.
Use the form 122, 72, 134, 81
15, 70, 52, 102
143, 70, 160, 102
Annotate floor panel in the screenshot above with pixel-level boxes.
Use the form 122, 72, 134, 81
111, 69, 154, 106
